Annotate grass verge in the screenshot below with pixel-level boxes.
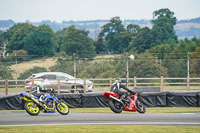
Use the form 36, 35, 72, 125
0, 125, 200, 133
0, 107, 199, 113
70, 107, 200, 113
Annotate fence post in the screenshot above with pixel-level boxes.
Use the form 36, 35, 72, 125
5, 79, 8, 95
83, 78, 86, 93
160, 76, 164, 92
134, 77, 137, 88
57, 79, 60, 95
187, 51, 190, 91
187, 75, 190, 91
109, 77, 112, 88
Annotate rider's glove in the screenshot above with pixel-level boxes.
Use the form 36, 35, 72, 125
50, 88, 54, 92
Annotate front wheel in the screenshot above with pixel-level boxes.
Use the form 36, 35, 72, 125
56, 102, 69, 115
109, 99, 123, 113
24, 101, 40, 116
136, 100, 146, 114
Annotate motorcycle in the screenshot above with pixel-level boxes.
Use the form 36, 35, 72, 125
20, 88, 69, 116
103, 80, 146, 114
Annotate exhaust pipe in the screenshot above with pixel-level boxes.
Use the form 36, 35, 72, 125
30, 97, 46, 109
109, 95, 125, 107
31, 97, 40, 104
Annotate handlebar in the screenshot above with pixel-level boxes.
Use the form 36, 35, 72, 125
29, 86, 55, 94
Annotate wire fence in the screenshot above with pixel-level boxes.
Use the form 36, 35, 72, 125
1, 77, 200, 96
1, 53, 200, 96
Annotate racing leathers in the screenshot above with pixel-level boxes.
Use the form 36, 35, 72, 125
110, 80, 135, 101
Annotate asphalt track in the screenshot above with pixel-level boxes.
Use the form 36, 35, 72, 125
0, 112, 200, 126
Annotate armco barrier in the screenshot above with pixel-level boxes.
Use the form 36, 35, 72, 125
0, 92, 200, 110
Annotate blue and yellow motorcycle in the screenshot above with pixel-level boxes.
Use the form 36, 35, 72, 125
20, 88, 69, 116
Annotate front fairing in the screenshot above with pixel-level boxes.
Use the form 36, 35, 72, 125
123, 97, 137, 111
43, 94, 61, 104
20, 92, 39, 101
123, 93, 138, 112
102, 92, 120, 100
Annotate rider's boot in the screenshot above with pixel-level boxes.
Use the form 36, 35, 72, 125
120, 93, 128, 102
39, 95, 44, 103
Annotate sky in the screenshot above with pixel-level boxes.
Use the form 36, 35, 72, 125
0, 0, 200, 22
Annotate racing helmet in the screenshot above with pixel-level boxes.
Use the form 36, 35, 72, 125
36, 83, 43, 88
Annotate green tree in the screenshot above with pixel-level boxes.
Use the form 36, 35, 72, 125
146, 43, 175, 59
18, 66, 47, 79
115, 24, 141, 53
129, 27, 152, 53
94, 36, 106, 54
95, 17, 126, 53
50, 56, 74, 76
174, 38, 197, 53
60, 26, 96, 58
127, 24, 140, 33
148, 38, 199, 77
55, 28, 68, 52
166, 38, 199, 77
9, 50, 28, 62
77, 60, 124, 78
3, 23, 26, 41
23, 25, 56, 56
0, 65, 13, 79
6, 24, 57, 56
151, 8, 178, 46
128, 8, 178, 53
129, 53, 168, 77
190, 46, 200, 77
0, 30, 4, 45
7, 23, 34, 53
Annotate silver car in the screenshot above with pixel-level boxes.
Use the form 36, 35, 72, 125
25, 72, 93, 93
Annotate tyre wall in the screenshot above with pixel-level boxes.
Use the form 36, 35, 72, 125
0, 92, 200, 110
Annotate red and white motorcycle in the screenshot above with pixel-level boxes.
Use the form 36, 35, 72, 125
103, 80, 146, 114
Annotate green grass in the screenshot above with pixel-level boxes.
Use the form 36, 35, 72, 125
0, 107, 199, 113
70, 107, 200, 113
0, 125, 200, 133
9, 57, 57, 79
146, 107, 200, 113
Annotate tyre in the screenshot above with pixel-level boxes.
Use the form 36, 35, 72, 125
24, 101, 40, 116
109, 99, 123, 113
136, 100, 146, 114
56, 102, 69, 115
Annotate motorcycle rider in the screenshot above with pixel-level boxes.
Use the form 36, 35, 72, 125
30, 84, 54, 102
110, 79, 136, 101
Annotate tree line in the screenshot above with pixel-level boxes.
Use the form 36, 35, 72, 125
1, 9, 178, 57
0, 8, 200, 80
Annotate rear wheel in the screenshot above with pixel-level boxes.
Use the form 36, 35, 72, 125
136, 100, 146, 114
24, 101, 40, 116
56, 102, 69, 115
109, 99, 123, 113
